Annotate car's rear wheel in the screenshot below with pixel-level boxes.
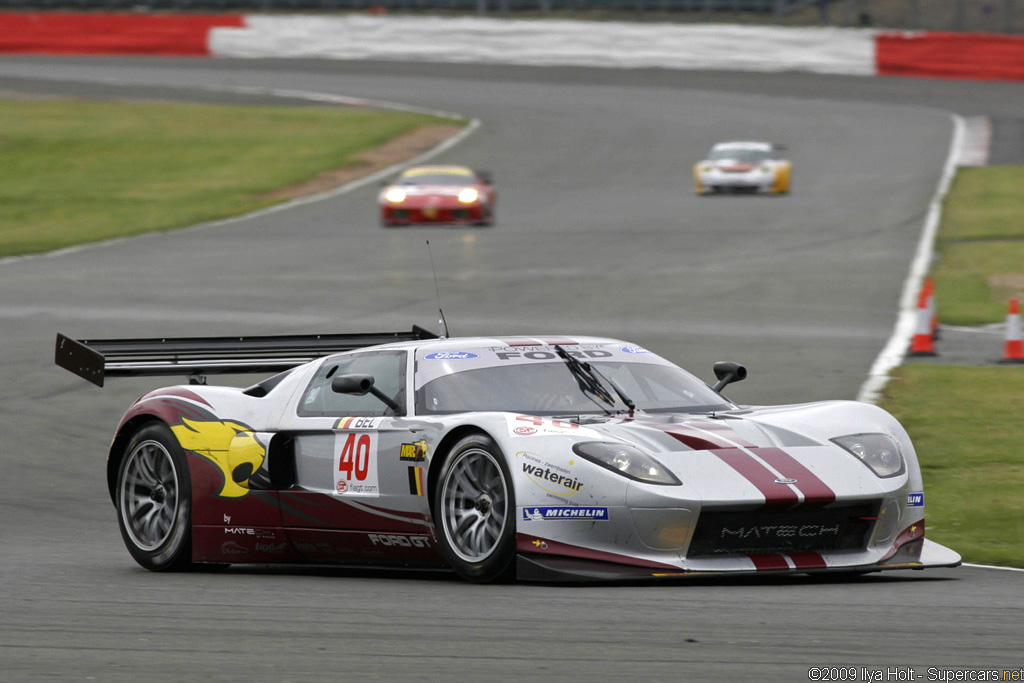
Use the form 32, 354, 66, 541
433, 434, 516, 583
116, 423, 193, 572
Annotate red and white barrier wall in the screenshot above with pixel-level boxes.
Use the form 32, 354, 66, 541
876, 31, 1024, 81
1, 13, 1022, 81
0, 13, 243, 56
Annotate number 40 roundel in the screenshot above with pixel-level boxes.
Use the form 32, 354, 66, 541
334, 432, 380, 497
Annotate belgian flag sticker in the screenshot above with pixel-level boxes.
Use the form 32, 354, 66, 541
408, 466, 425, 496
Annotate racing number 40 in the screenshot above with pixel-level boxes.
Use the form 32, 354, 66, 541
339, 433, 371, 482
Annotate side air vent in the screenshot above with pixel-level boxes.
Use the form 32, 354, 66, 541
268, 433, 297, 490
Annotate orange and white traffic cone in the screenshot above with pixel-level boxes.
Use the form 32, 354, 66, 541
924, 278, 940, 340
1000, 299, 1024, 364
909, 283, 937, 356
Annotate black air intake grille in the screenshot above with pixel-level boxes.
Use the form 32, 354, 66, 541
688, 503, 876, 557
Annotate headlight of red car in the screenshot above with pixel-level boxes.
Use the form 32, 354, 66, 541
458, 188, 479, 203
384, 188, 406, 203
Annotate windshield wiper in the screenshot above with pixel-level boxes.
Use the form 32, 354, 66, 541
553, 345, 635, 417
592, 366, 636, 418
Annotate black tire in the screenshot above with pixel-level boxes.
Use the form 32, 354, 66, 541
433, 434, 516, 583
116, 423, 193, 572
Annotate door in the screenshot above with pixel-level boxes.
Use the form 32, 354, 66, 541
280, 350, 441, 564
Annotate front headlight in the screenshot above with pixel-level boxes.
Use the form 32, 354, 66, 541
458, 188, 479, 203
572, 442, 680, 485
759, 164, 772, 173
384, 188, 406, 203
831, 433, 906, 478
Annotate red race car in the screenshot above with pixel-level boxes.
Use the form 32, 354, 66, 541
379, 165, 495, 227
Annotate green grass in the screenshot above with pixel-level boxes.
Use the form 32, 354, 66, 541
880, 365, 1024, 567
879, 164, 1024, 568
932, 166, 1024, 325
0, 99, 456, 256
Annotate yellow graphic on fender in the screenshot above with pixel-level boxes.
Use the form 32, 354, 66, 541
171, 418, 266, 498
400, 440, 429, 462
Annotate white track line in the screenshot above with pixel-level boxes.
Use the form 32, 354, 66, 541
856, 113, 966, 404
0, 80, 478, 266
963, 563, 1024, 573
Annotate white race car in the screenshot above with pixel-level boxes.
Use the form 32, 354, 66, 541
694, 141, 792, 195
55, 328, 959, 583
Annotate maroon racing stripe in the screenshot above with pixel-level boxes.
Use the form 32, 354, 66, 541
516, 534, 680, 570
494, 338, 547, 346
536, 337, 580, 346
710, 448, 800, 509
692, 420, 757, 447
653, 419, 758, 451
151, 387, 213, 408
664, 429, 730, 451
747, 553, 789, 571
786, 551, 827, 570
753, 447, 836, 506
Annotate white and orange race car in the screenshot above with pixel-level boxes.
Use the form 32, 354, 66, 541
694, 141, 792, 195
379, 165, 495, 227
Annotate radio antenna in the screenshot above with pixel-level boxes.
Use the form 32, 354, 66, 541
426, 240, 449, 339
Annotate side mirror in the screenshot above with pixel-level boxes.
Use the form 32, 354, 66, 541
331, 373, 374, 395
475, 170, 493, 185
331, 373, 403, 415
711, 361, 747, 393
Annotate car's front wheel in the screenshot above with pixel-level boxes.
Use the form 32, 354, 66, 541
116, 423, 193, 572
433, 434, 516, 583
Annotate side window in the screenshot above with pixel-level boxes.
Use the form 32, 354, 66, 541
298, 351, 406, 417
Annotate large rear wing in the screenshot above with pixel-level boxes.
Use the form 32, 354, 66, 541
55, 326, 437, 387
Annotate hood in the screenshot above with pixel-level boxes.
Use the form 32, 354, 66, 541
586, 412, 819, 452
392, 185, 471, 197
713, 160, 758, 172
578, 411, 903, 507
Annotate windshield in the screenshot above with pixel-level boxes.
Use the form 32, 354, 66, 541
398, 172, 475, 186
416, 360, 732, 416
708, 148, 772, 163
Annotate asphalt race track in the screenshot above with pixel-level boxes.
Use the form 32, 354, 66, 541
1, 57, 1022, 681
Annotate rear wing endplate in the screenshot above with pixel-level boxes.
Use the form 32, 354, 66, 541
55, 326, 437, 387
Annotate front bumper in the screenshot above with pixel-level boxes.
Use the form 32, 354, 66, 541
513, 480, 959, 582
382, 203, 488, 225
697, 170, 775, 194
515, 535, 962, 583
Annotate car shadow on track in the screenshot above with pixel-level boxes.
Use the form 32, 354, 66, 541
197, 563, 958, 587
